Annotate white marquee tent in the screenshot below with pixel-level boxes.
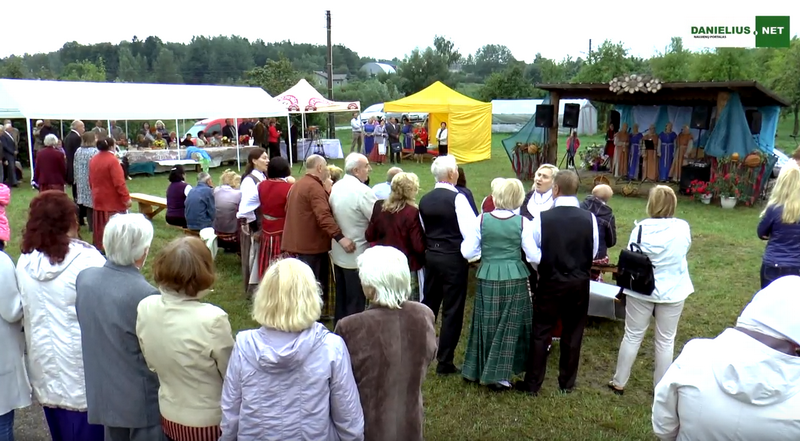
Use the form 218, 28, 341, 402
0, 78, 290, 170
491, 99, 598, 135
275, 78, 360, 114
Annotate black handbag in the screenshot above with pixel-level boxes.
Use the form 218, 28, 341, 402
616, 225, 655, 296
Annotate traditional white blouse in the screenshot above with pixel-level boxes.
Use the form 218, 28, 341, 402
461, 209, 539, 263
525, 189, 554, 219
236, 170, 266, 223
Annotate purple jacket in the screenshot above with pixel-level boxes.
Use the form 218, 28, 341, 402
220, 322, 364, 441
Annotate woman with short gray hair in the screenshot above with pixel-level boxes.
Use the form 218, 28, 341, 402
335, 246, 437, 441
33, 133, 67, 192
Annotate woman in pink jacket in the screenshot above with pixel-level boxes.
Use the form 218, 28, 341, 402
0, 183, 9, 251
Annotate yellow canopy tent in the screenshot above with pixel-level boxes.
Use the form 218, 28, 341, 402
384, 81, 491, 163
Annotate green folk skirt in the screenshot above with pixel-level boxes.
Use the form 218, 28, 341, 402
462, 278, 532, 385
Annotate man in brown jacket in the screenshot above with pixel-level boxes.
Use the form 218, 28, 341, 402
252, 118, 269, 149
282, 154, 355, 302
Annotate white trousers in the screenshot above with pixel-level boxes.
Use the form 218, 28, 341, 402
611, 297, 685, 389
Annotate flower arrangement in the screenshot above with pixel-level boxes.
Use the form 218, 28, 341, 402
239, 134, 250, 145
708, 173, 749, 201
221, 136, 234, 146
688, 180, 712, 202
152, 139, 166, 149
578, 143, 605, 170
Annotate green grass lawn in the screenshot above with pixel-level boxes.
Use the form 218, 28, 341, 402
3, 126, 782, 440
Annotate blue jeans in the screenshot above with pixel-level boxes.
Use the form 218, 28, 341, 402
760, 263, 800, 289
0, 410, 14, 441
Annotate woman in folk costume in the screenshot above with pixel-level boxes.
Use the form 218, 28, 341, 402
670, 125, 694, 181
462, 179, 538, 390
236, 148, 268, 296
658, 123, 677, 182
614, 123, 630, 178
627, 124, 643, 180
256, 157, 295, 279
605, 123, 616, 170
643, 125, 659, 181
371, 118, 387, 165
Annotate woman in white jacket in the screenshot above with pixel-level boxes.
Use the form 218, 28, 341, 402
0, 249, 32, 441
609, 185, 693, 394
653, 276, 800, 441
15, 191, 106, 441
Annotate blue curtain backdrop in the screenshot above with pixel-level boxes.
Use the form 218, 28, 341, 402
757, 106, 780, 153
502, 93, 551, 161
614, 105, 634, 133
704, 93, 764, 158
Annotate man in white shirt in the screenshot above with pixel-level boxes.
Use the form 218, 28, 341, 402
329, 153, 377, 325
350, 112, 363, 154
372, 167, 402, 200
418, 155, 477, 375
515, 169, 599, 396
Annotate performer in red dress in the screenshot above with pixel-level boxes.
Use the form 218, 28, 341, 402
256, 157, 294, 278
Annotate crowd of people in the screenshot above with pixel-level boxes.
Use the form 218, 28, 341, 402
3, 137, 800, 440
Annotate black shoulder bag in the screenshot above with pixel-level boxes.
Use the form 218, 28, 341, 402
616, 225, 655, 296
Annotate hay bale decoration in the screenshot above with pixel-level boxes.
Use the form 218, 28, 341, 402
609, 75, 662, 95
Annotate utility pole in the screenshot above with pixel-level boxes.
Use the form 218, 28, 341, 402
588, 39, 592, 62
326, 10, 335, 139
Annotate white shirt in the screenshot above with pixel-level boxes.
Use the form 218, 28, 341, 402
329, 174, 378, 269
183, 184, 193, 197
436, 128, 448, 145
350, 118, 362, 133
528, 196, 599, 267
418, 182, 478, 257
372, 182, 391, 200
526, 189, 554, 219
462, 209, 539, 263
236, 170, 266, 223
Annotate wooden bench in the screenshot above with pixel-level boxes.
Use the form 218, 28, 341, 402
130, 193, 167, 220
156, 159, 201, 172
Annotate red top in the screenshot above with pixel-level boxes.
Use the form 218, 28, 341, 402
481, 195, 495, 213
365, 201, 426, 271
268, 126, 280, 143
33, 148, 67, 187
258, 179, 293, 234
413, 128, 428, 147
89, 151, 130, 212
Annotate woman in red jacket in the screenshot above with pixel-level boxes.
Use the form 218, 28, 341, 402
267, 120, 281, 159
89, 138, 130, 250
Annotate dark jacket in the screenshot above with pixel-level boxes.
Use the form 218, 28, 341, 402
758, 205, 800, 267
580, 195, 616, 259
64, 130, 82, 184
184, 182, 216, 230
1, 132, 15, 156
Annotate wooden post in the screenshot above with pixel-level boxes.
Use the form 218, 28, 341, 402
716, 91, 730, 119
547, 92, 560, 165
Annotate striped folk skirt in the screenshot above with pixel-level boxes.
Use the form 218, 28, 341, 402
93, 210, 125, 251
462, 278, 532, 385
258, 231, 287, 279
161, 417, 220, 441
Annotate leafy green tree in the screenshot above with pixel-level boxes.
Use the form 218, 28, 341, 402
433, 36, 462, 67
396, 47, 451, 95
688, 48, 753, 81
650, 37, 690, 81
473, 44, 516, 79
60, 58, 106, 81
152, 48, 183, 84
479, 63, 535, 101
573, 40, 634, 83
244, 56, 304, 96
333, 79, 401, 108
768, 37, 800, 135
116, 46, 142, 82
0, 57, 28, 78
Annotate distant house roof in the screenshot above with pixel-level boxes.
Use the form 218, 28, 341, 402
361, 62, 396, 75
313, 71, 348, 81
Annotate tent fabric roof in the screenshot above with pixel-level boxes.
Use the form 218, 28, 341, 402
0, 79, 289, 120
275, 79, 360, 113
492, 99, 595, 115
384, 81, 489, 113
535, 81, 790, 107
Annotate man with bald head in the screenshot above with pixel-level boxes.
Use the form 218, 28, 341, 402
581, 184, 617, 279
372, 166, 402, 200
282, 154, 355, 307
515, 169, 599, 396
65, 119, 86, 223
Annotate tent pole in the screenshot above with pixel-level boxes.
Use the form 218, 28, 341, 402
286, 115, 292, 165
60, 120, 63, 139
234, 117, 240, 172
26, 118, 34, 182
125, 121, 129, 143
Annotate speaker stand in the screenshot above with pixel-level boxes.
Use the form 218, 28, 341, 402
558, 150, 582, 183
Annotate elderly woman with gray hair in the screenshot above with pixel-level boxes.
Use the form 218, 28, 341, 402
33, 133, 67, 192
461, 178, 539, 390
335, 246, 437, 441
76, 213, 166, 441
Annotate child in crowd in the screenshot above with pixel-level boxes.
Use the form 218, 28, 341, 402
0, 183, 9, 251
580, 184, 617, 281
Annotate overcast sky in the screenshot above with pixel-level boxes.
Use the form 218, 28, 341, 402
2, 1, 796, 62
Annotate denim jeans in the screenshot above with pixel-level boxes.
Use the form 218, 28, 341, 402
760, 263, 800, 289
0, 410, 14, 441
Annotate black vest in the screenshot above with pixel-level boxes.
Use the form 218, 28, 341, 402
538, 205, 593, 283
419, 188, 461, 254
520, 190, 535, 220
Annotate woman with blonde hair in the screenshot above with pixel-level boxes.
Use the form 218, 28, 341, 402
220, 258, 364, 441
757, 164, 800, 288
365, 172, 426, 301
461, 178, 539, 390
137, 237, 234, 441
608, 185, 693, 395
214, 169, 242, 253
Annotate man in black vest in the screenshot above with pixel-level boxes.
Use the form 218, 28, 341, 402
419, 155, 477, 375
515, 169, 598, 394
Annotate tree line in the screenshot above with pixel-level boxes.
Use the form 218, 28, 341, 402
0, 35, 797, 134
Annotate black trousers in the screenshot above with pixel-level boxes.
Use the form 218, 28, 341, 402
333, 265, 366, 326
296, 252, 330, 311
71, 184, 87, 225
268, 142, 281, 159
422, 251, 468, 368
438, 144, 448, 156
521, 278, 590, 392
2, 153, 17, 186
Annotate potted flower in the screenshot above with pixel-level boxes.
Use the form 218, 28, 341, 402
709, 172, 748, 209
689, 180, 712, 204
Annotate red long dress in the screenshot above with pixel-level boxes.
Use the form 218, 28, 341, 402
257, 178, 293, 277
